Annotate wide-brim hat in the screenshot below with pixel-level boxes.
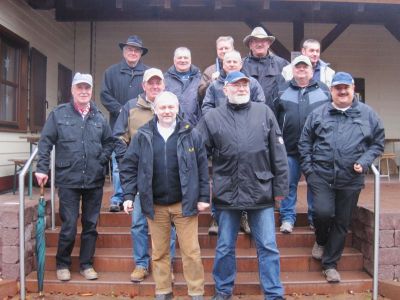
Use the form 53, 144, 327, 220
243, 27, 275, 48
119, 35, 148, 56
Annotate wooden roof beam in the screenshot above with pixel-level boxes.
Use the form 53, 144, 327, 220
244, 19, 291, 61
321, 21, 351, 52
384, 21, 400, 42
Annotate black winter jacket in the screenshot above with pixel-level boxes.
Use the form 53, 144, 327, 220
274, 79, 330, 156
164, 65, 202, 126
299, 100, 385, 189
197, 101, 289, 210
120, 118, 210, 219
36, 101, 115, 188
242, 53, 289, 110
100, 60, 149, 128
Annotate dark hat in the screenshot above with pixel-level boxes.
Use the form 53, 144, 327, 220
119, 35, 148, 56
331, 72, 354, 86
224, 71, 250, 86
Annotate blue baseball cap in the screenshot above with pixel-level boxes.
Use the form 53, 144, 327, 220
331, 72, 354, 86
224, 71, 250, 86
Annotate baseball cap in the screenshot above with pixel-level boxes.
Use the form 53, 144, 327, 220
331, 72, 354, 86
292, 55, 312, 67
224, 71, 250, 86
143, 68, 164, 82
72, 72, 93, 87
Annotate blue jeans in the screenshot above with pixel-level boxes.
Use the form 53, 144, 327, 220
110, 152, 124, 205
132, 194, 176, 269
280, 156, 314, 225
213, 207, 284, 299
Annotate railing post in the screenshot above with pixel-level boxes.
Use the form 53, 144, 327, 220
371, 164, 380, 300
51, 146, 56, 230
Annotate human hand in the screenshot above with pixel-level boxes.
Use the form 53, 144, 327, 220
123, 200, 134, 214
211, 71, 220, 81
35, 172, 48, 186
197, 202, 210, 211
353, 163, 363, 174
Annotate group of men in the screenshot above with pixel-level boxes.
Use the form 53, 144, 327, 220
35, 26, 385, 300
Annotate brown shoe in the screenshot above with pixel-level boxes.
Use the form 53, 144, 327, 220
323, 268, 341, 283
56, 268, 71, 281
240, 212, 251, 234
130, 266, 149, 282
208, 217, 218, 235
80, 267, 98, 280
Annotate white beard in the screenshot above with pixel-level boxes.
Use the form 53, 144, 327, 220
228, 94, 250, 105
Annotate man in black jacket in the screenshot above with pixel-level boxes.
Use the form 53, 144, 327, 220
35, 73, 114, 282
198, 71, 288, 300
120, 91, 209, 300
299, 72, 385, 283
100, 35, 149, 212
274, 55, 330, 234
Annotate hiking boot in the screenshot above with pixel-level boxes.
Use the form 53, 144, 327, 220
130, 266, 149, 282
323, 268, 341, 283
311, 241, 325, 260
109, 204, 120, 212
155, 293, 173, 300
56, 268, 70, 281
80, 267, 98, 280
208, 217, 218, 235
280, 221, 293, 234
240, 212, 251, 234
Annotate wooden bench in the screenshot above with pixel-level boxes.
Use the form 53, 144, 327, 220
378, 153, 398, 181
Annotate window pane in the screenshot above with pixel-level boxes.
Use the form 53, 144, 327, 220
0, 83, 17, 122
2, 43, 19, 83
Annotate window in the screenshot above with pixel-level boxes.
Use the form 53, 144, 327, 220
0, 25, 28, 132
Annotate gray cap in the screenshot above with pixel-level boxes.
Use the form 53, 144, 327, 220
292, 55, 312, 67
72, 72, 93, 87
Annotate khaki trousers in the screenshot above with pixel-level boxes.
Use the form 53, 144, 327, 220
147, 202, 205, 296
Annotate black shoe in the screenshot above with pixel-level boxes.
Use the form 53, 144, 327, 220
211, 293, 232, 300
109, 204, 120, 212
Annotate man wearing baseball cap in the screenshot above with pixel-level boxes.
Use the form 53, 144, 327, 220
36, 73, 114, 281
113, 68, 177, 282
198, 71, 288, 300
273, 55, 330, 235
100, 35, 149, 213
299, 72, 385, 283
242, 27, 289, 111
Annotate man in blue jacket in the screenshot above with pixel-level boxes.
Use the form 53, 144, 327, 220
120, 91, 209, 300
100, 35, 149, 212
36, 73, 114, 282
198, 71, 288, 300
299, 72, 385, 283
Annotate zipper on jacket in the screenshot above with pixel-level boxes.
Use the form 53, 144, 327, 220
164, 141, 169, 202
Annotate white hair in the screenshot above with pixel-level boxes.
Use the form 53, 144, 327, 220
174, 47, 191, 58
223, 50, 242, 62
154, 91, 179, 107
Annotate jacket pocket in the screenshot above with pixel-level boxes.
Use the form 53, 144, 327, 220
55, 160, 71, 168
253, 171, 274, 203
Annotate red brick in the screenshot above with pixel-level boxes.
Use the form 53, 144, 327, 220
353, 207, 374, 227
1, 263, 20, 279
379, 248, 400, 265
360, 240, 373, 261
0, 211, 18, 228
378, 265, 395, 280
1, 228, 19, 246
395, 265, 400, 280
380, 213, 400, 230
395, 230, 400, 247
2, 246, 19, 264
380, 230, 395, 248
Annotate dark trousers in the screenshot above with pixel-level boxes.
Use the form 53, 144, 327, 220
308, 174, 360, 270
56, 187, 103, 270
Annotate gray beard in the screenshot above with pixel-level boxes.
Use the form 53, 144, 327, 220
228, 94, 250, 105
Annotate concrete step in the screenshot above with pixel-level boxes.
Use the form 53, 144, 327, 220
45, 226, 352, 249
25, 270, 372, 296
42, 246, 364, 273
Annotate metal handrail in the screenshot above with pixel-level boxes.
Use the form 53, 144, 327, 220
19, 146, 55, 300
371, 164, 380, 300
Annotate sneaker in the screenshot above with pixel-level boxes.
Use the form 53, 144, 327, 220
309, 223, 315, 231
311, 241, 325, 260
109, 204, 120, 212
323, 268, 341, 283
240, 212, 251, 234
56, 268, 70, 281
155, 293, 173, 300
280, 221, 293, 234
130, 266, 149, 282
80, 267, 98, 280
211, 293, 232, 300
208, 217, 218, 235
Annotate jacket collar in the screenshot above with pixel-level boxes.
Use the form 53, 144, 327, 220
289, 78, 319, 90
119, 59, 146, 72
167, 64, 200, 78
136, 93, 153, 110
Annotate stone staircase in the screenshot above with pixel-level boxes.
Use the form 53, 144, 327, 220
25, 190, 372, 297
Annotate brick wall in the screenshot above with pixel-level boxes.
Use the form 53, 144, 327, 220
352, 206, 400, 280
0, 200, 50, 279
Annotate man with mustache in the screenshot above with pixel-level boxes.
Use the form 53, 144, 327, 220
35, 73, 114, 281
242, 27, 289, 111
198, 71, 288, 300
299, 72, 384, 283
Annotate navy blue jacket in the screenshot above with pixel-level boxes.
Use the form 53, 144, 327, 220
299, 100, 385, 189
36, 101, 114, 188
120, 118, 210, 219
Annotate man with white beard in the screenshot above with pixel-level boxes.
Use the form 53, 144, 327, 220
197, 71, 289, 300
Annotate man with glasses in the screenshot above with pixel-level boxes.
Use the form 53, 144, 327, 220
198, 71, 288, 300
100, 35, 149, 212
